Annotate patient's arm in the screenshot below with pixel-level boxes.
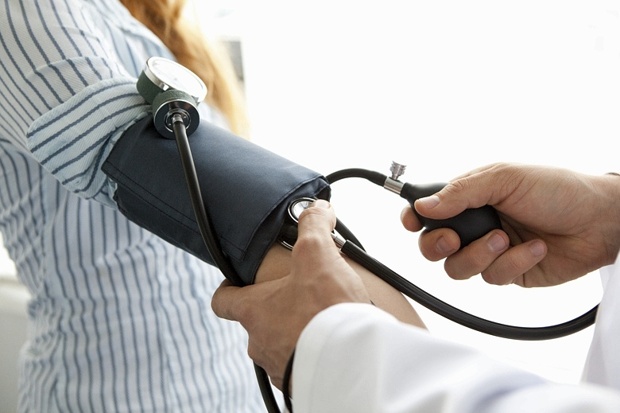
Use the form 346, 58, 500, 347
255, 243, 425, 327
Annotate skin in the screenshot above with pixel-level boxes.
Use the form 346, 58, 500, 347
212, 200, 425, 389
404, 163, 620, 287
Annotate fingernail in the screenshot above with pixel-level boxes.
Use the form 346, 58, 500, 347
488, 233, 507, 253
417, 195, 440, 209
312, 199, 330, 209
529, 241, 546, 257
437, 236, 455, 255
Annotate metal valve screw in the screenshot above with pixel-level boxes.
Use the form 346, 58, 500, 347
390, 162, 407, 181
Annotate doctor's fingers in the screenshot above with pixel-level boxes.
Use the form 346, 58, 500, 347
445, 238, 547, 286
211, 280, 259, 323
417, 227, 462, 261
440, 230, 511, 281
414, 163, 518, 222
401, 206, 423, 232
292, 200, 341, 263
294, 201, 371, 303
296, 199, 336, 236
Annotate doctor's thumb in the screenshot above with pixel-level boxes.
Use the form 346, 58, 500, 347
296, 199, 336, 235
414, 180, 483, 221
211, 280, 246, 322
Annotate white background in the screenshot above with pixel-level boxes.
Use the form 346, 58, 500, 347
194, 0, 620, 383
1, 0, 618, 388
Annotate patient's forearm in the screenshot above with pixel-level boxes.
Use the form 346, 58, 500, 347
255, 244, 425, 328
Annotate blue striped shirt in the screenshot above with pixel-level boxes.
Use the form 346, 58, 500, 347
0, 0, 264, 411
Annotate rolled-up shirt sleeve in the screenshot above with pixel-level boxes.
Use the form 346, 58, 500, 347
28, 79, 147, 206
1, 0, 149, 206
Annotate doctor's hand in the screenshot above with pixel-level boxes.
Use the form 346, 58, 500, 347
211, 200, 371, 390
402, 163, 620, 287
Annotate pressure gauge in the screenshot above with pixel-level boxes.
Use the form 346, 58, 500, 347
137, 57, 207, 139
137, 56, 207, 105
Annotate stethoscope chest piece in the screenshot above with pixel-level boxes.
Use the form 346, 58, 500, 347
288, 197, 316, 223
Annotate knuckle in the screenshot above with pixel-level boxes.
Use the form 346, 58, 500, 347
292, 232, 325, 253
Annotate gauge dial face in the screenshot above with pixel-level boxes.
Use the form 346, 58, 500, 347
145, 57, 207, 103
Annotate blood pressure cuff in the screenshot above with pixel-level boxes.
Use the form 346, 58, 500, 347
102, 116, 330, 285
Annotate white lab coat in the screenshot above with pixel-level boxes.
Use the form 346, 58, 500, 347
293, 260, 620, 412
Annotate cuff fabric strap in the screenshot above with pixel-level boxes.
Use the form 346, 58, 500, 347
102, 116, 330, 284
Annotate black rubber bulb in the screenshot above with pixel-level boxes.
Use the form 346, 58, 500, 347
400, 182, 502, 248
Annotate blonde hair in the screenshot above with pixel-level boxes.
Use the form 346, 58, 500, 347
120, 0, 249, 137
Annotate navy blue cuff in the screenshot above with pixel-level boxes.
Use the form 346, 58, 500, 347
102, 116, 330, 284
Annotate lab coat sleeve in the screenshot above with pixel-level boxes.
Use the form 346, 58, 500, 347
583, 260, 620, 387
292, 303, 620, 413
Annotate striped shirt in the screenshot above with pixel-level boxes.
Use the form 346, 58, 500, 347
0, 0, 264, 411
